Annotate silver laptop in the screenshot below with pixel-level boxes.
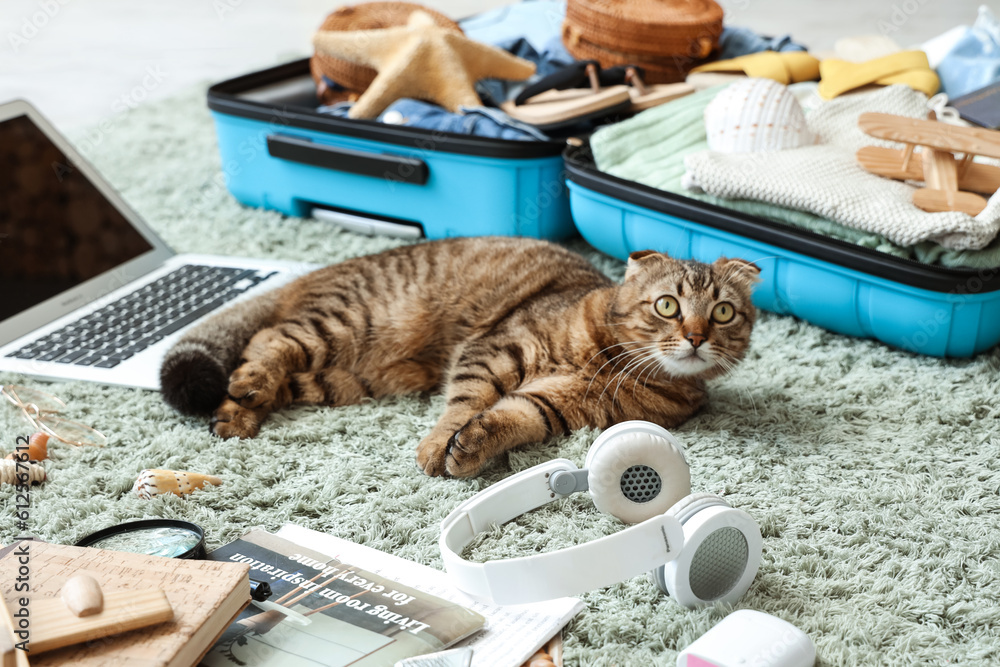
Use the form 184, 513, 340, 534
0, 99, 313, 390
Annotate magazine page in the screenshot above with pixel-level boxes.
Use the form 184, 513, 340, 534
276, 524, 585, 667
201, 530, 485, 667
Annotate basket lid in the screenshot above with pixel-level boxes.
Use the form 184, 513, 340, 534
567, 0, 723, 27
565, 0, 722, 58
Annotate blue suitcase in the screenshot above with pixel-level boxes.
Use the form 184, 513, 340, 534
564, 143, 1000, 358
208, 59, 574, 240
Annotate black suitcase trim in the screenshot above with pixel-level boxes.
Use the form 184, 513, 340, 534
208, 59, 565, 160
564, 142, 1000, 295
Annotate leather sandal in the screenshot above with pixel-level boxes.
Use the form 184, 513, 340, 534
603, 65, 694, 111
502, 62, 693, 129
501, 61, 632, 130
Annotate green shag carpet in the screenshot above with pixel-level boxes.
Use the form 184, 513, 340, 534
3, 85, 1000, 666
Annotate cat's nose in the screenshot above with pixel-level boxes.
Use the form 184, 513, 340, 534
685, 332, 706, 348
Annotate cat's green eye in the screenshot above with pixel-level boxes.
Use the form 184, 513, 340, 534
654, 295, 680, 319
712, 301, 735, 323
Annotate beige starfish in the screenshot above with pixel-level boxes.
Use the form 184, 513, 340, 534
312, 10, 536, 119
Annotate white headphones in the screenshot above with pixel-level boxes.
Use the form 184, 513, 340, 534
439, 421, 762, 607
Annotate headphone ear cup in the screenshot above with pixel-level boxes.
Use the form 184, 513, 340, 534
585, 421, 691, 525
656, 494, 762, 608
650, 493, 721, 595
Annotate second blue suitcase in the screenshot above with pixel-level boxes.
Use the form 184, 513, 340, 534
564, 143, 1000, 358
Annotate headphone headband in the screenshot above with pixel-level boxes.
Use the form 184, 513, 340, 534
439, 458, 685, 605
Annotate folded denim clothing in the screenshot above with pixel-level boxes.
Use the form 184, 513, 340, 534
459, 0, 575, 105
475, 36, 576, 107
589, 84, 1000, 267
717, 26, 808, 60
936, 5, 1000, 98
318, 98, 549, 141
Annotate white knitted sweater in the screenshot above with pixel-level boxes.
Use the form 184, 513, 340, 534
683, 85, 1000, 250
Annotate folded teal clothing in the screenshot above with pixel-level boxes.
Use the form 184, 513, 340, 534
589, 86, 1000, 269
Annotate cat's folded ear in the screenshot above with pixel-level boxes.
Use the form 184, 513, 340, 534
625, 249, 669, 281
713, 257, 762, 286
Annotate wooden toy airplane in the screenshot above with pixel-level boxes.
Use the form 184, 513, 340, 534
857, 112, 1000, 216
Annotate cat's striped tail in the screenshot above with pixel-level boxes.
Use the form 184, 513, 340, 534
159, 289, 283, 415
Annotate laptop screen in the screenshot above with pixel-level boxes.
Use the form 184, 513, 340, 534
0, 114, 155, 321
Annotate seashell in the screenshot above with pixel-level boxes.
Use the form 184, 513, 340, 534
0, 458, 46, 485
28, 432, 49, 460
704, 78, 813, 153
133, 469, 223, 499
5, 432, 48, 462
27, 432, 49, 460
61, 574, 104, 617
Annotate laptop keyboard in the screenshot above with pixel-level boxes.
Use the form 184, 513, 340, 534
5, 264, 277, 369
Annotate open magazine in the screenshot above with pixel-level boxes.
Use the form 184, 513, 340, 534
201, 529, 485, 667
274, 524, 584, 667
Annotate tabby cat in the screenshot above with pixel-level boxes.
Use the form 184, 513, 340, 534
160, 237, 759, 477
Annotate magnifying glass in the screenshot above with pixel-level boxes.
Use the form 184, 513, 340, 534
75, 519, 206, 559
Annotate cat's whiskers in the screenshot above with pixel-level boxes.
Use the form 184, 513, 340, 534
615, 350, 662, 408
731, 361, 759, 416
579, 326, 649, 383
631, 351, 668, 401
581, 338, 639, 373
604, 347, 663, 408
713, 350, 758, 416
584, 341, 659, 400
608, 353, 654, 409
595, 344, 662, 406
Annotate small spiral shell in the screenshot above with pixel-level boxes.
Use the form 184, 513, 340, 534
0, 458, 46, 485
133, 469, 223, 499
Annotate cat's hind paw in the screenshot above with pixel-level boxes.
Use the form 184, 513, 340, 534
210, 397, 264, 439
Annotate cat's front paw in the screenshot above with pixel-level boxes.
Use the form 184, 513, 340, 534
210, 397, 263, 439
227, 363, 276, 409
445, 420, 493, 478
416, 431, 451, 477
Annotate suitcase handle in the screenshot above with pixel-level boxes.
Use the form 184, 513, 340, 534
267, 134, 429, 185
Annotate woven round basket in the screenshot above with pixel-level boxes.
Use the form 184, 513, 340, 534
310, 2, 462, 98
561, 22, 713, 83
564, 0, 722, 59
